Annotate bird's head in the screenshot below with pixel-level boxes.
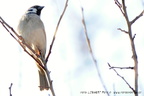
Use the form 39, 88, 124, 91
26, 5, 44, 16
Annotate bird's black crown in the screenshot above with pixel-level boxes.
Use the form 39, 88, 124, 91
27, 5, 44, 16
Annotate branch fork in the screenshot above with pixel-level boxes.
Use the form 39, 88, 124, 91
113, 0, 144, 95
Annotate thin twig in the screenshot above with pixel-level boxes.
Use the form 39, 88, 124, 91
108, 63, 136, 93
45, 66, 55, 96
117, 28, 128, 34
114, 0, 125, 16
81, 7, 109, 96
9, 83, 13, 96
45, 0, 69, 95
130, 10, 144, 25
45, 0, 69, 63
0, 17, 19, 43
109, 66, 134, 70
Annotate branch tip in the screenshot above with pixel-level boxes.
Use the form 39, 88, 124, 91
117, 28, 128, 34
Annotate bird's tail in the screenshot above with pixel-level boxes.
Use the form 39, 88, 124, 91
38, 69, 49, 91
35, 54, 49, 91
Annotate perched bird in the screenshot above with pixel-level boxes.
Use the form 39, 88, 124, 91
17, 5, 49, 91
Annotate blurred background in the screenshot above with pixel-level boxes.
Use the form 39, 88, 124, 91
0, 0, 144, 96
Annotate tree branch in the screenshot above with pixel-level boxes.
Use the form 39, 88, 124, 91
108, 63, 136, 93
130, 10, 144, 25
114, 0, 125, 16
117, 28, 128, 34
9, 83, 13, 96
45, 1, 69, 94
114, 0, 142, 95
121, 1, 138, 95
45, 0, 69, 63
109, 66, 134, 70
81, 7, 109, 96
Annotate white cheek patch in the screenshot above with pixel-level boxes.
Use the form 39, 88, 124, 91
28, 8, 37, 13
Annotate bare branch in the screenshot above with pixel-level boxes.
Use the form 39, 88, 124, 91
45, 0, 69, 63
121, 1, 138, 95
117, 28, 128, 34
109, 66, 134, 70
45, 67, 54, 96
131, 10, 144, 25
81, 7, 109, 96
45, 1, 69, 95
108, 63, 136, 93
0, 17, 19, 42
9, 83, 13, 96
114, 0, 125, 16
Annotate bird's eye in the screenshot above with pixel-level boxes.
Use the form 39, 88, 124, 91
28, 8, 37, 14
28, 8, 34, 11
28, 9, 33, 11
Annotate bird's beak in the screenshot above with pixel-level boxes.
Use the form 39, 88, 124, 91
39, 6, 44, 10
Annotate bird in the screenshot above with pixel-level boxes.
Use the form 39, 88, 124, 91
17, 5, 49, 91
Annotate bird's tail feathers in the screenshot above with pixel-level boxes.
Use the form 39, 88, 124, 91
38, 70, 49, 91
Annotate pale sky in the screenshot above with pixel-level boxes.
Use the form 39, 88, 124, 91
0, 0, 144, 96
